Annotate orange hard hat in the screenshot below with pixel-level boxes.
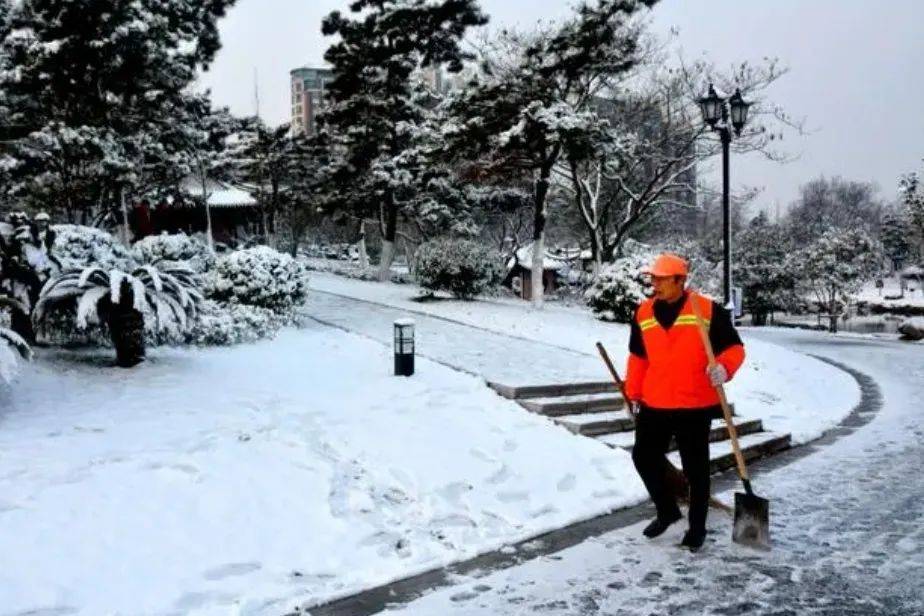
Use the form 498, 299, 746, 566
642, 253, 688, 277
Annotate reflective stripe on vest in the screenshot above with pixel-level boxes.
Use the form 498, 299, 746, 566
635, 293, 719, 409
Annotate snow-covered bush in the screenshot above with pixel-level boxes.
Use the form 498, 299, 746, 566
34, 264, 203, 366
898, 316, 924, 341
35, 265, 203, 336
51, 224, 134, 270
133, 233, 214, 274
205, 246, 309, 311
585, 254, 650, 322
186, 299, 289, 346
0, 302, 32, 384
413, 238, 503, 299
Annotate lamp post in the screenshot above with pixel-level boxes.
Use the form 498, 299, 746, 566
698, 84, 751, 306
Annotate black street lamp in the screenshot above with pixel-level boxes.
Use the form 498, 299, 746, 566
698, 84, 751, 307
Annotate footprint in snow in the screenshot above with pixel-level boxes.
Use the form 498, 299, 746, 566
497, 490, 530, 503
438, 481, 473, 504
202, 562, 262, 581
487, 464, 512, 485
557, 473, 577, 492
469, 448, 496, 463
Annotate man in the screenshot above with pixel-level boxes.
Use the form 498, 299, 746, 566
625, 253, 745, 550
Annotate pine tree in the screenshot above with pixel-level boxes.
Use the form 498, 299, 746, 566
880, 208, 913, 272
229, 118, 298, 247
732, 212, 795, 325
0, 0, 237, 222
320, 0, 487, 280
900, 165, 924, 259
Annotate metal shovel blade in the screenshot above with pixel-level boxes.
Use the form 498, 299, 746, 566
732, 490, 770, 549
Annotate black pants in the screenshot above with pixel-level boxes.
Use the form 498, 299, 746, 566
632, 406, 713, 534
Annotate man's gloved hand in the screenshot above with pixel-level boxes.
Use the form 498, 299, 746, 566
707, 363, 729, 386
628, 400, 642, 419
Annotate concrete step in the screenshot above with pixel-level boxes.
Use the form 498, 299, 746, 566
488, 380, 616, 401
668, 431, 791, 475
518, 392, 625, 418
597, 418, 765, 450
555, 410, 636, 436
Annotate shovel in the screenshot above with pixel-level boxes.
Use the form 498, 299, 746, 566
690, 294, 770, 549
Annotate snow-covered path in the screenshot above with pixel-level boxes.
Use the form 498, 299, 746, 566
372, 331, 924, 616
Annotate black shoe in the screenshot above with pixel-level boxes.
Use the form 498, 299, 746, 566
680, 529, 706, 551
642, 511, 682, 538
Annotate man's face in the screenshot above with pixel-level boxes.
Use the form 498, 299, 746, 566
650, 275, 686, 302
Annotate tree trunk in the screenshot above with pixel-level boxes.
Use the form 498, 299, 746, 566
358, 220, 369, 268
120, 188, 131, 246
378, 195, 397, 281
108, 305, 145, 367
591, 227, 604, 281
828, 314, 838, 333
531, 170, 552, 309
752, 311, 767, 326
10, 308, 35, 345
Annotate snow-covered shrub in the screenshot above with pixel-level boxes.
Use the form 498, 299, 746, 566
35, 264, 203, 336
413, 238, 503, 299
51, 224, 134, 270
186, 299, 289, 346
133, 233, 214, 274
0, 302, 32, 384
898, 316, 924, 341
585, 254, 650, 322
205, 246, 309, 311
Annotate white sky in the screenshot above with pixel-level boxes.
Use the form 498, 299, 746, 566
199, 0, 924, 212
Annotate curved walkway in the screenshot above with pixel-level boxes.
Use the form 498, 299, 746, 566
304, 335, 885, 616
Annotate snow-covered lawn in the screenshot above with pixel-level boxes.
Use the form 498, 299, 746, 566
308, 272, 861, 444
855, 276, 924, 311
0, 324, 646, 616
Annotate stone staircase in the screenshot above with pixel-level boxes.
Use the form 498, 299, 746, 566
487, 379, 791, 474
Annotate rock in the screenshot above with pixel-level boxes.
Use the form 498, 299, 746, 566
898, 317, 924, 341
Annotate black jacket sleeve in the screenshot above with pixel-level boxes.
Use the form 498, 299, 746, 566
709, 302, 743, 356
629, 318, 647, 359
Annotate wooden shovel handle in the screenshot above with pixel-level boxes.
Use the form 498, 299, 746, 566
690, 293, 750, 482
595, 342, 628, 399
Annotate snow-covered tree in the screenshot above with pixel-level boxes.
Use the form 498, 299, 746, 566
229, 118, 298, 247
0, 0, 236, 222
879, 207, 914, 272
900, 163, 924, 258
172, 98, 242, 253
732, 212, 795, 325
792, 228, 881, 333
445, 0, 657, 306
320, 0, 487, 281
34, 263, 202, 366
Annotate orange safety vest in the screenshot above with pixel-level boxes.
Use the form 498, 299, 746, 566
628, 293, 736, 410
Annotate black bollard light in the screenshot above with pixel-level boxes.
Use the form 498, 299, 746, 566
394, 319, 415, 376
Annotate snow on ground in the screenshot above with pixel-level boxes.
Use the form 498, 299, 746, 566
0, 323, 647, 616
309, 271, 861, 444
378, 331, 924, 616
855, 276, 924, 310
